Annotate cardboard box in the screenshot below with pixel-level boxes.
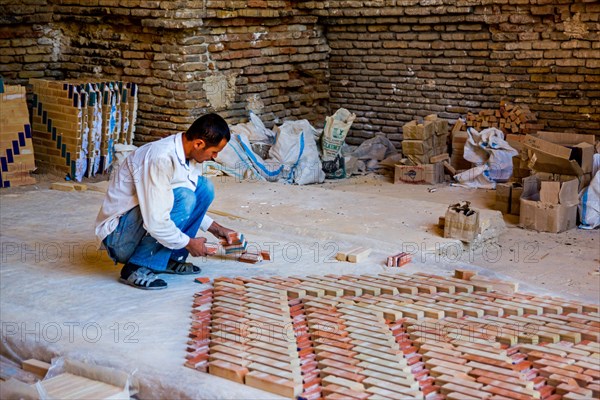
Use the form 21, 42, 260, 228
395, 163, 444, 184
531, 171, 592, 192
403, 121, 434, 140
451, 131, 471, 171
444, 202, 480, 243
523, 134, 595, 176
539, 181, 560, 204
519, 175, 579, 233
511, 185, 523, 216
402, 139, 432, 155
407, 152, 432, 165
496, 182, 523, 216
496, 183, 511, 214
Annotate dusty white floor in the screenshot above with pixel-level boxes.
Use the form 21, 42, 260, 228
0, 173, 598, 398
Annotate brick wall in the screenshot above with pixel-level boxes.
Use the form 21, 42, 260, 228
2, 1, 598, 147
0, 1, 63, 84
2, 0, 330, 144
299, 0, 600, 146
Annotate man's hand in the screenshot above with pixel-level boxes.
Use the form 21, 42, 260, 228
185, 237, 209, 257
208, 221, 236, 245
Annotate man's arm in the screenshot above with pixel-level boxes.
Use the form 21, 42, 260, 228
135, 156, 191, 250
207, 221, 236, 244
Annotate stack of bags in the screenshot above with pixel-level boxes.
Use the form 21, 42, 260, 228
0, 80, 36, 188
30, 78, 138, 182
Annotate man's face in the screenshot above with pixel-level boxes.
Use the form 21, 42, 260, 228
191, 138, 228, 163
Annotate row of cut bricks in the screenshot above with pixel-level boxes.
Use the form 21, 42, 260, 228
186, 271, 600, 399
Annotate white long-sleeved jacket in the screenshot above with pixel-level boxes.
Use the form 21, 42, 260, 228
95, 133, 213, 249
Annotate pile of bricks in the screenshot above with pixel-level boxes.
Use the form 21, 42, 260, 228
466, 102, 542, 136
187, 270, 600, 399
401, 114, 449, 166
30, 79, 138, 181
0, 81, 36, 188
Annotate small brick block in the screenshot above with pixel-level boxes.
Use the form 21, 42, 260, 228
454, 269, 477, 280
346, 247, 371, 263
195, 277, 211, 284
50, 182, 75, 191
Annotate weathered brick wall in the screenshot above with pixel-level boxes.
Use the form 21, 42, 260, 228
0, 1, 63, 85
2, 0, 330, 144
3, 0, 598, 148
299, 0, 600, 146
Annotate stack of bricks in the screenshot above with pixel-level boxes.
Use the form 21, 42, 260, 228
187, 270, 600, 399
401, 114, 448, 166
30, 79, 138, 181
0, 80, 36, 188
466, 102, 542, 136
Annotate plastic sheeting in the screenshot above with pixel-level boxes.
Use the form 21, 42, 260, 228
453, 127, 518, 189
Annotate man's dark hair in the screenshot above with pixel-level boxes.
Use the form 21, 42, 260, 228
185, 113, 231, 146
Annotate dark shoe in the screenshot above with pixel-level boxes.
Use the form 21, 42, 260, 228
163, 259, 201, 275
119, 264, 167, 290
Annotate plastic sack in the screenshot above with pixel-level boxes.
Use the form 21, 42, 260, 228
455, 127, 518, 189
269, 120, 325, 185
346, 135, 398, 175
214, 133, 266, 181
248, 111, 276, 145
579, 155, 600, 229
321, 108, 355, 161
454, 165, 495, 189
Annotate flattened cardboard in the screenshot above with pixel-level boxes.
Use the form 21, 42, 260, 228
558, 178, 579, 207
536, 131, 595, 146
539, 181, 560, 204
523, 134, 593, 176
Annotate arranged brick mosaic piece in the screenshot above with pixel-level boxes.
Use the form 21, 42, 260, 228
30, 78, 138, 181
0, 80, 36, 188
186, 270, 599, 399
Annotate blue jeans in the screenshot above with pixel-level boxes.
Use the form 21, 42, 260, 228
103, 177, 215, 271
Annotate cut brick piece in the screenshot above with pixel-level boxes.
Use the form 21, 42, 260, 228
50, 182, 75, 191
441, 383, 492, 399
346, 247, 371, 263
245, 370, 302, 398
208, 359, 248, 384
321, 375, 365, 392
322, 384, 370, 400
